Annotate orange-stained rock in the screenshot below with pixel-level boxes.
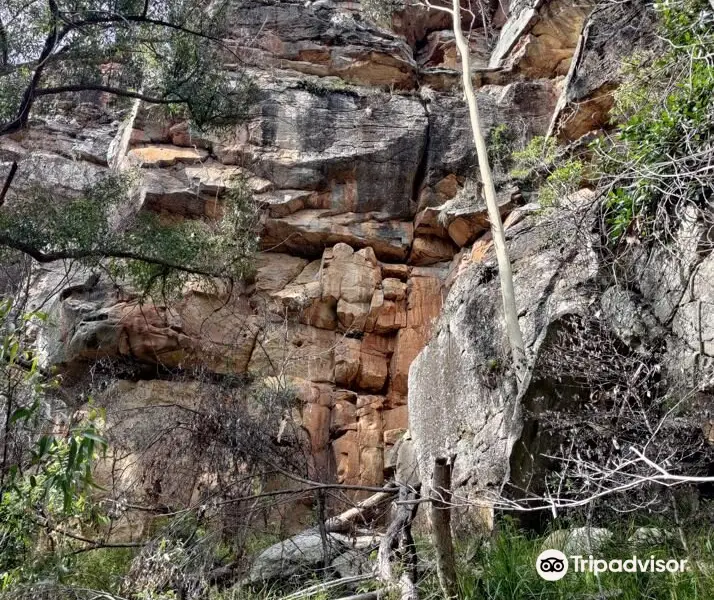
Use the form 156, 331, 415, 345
383, 405, 409, 433
267, 256, 339, 330
127, 144, 208, 167
77, 293, 258, 375
381, 263, 410, 281
359, 447, 384, 487
255, 253, 309, 294
384, 428, 407, 446
333, 431, 360, 485
337, 299, 371, 331
357, 400, 384, 448
390, 327, 428, 396
366, 291, 407, 334
407, 276, 443, 329
382, 278, 407, 301
361, 333, 395, 356
435, 174, 460, 200
302, 402, 331, 475
409, 236, 458, 266
322, 243, 382, 304
334, 337, 361, 386
358, 346, 389, 392
176, 293, 259, 374
271, 281, 337, 330
414, 207, 448, 238
332, 399, 357, 435
471, 231, 494, 264
448, 216, 483, 247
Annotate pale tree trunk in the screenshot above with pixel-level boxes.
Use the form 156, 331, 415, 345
450, 0, 527, 386
377, 484, 420, 600
431, 458, 458, 599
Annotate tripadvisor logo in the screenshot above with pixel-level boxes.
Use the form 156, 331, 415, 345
536, 550, 569, 581
536, 549, 690, 581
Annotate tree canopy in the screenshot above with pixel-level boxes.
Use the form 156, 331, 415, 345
0, 0, 260, 296
0, 0, 256, 135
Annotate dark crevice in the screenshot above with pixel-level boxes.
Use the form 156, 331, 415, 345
410, 97, 430, 212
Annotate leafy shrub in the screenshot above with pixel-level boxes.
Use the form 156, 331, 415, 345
0, 172, 259, 297
509, 136, 559, 180
599, 0, 714, 240
487, 124, 518, 171
539, 160, 585, 207
509, 136, 585, 206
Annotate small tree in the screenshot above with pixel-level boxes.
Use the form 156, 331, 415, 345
0, 0, 255, 136
442, 0, 527, 386
0, 0, 259, 294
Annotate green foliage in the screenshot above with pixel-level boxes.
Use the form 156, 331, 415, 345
487, 124, 518, 171
66, 547, 136, 593
601, 0, 714, 240
0, 0, 256, 133
0, 300, 108, 592
510, 136, 559, 180
509, 136, 584, 207
0, 172, 259, 296
417, 519, 714, 600
539, 160, 585, 207
0, 429, 107, 590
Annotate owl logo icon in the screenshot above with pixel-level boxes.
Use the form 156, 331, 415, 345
536, 550, 569, 581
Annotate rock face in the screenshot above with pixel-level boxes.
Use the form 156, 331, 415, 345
408, 192, 598, 528
17, 0, 695, 527
548, 0, 658, 140
15, 0, 568, 502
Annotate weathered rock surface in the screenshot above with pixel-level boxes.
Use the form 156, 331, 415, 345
16, 0, 684, 518
490, 0, 595, 78
408, 192, 599, 525
222, 78, 427, 219
224, 0, 417, 89
549, 0, 657, 140
247, 529, 348, 582
542, 527, 613, 555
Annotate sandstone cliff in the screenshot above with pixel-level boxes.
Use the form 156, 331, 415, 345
2, 0, 675, 527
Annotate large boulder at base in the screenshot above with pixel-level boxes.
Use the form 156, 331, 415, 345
247, 529, 348, 582
408, 192, 599, 530
542, 527, 613, 555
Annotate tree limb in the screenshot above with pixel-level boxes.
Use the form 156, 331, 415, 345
431, 458, 457, 600
0, 234, 226, 279
34, 84, 182, 105
0, 161, 17, 207
377, 484, 420, 600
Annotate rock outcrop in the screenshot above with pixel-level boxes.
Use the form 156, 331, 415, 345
408, 192, 599, 527
11, 0, 691, 532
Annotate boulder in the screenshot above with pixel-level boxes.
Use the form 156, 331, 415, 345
247, 529, 348, 582
542, 527, 613, 555
628, 527, 672, 547
408, 194, 599, 525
